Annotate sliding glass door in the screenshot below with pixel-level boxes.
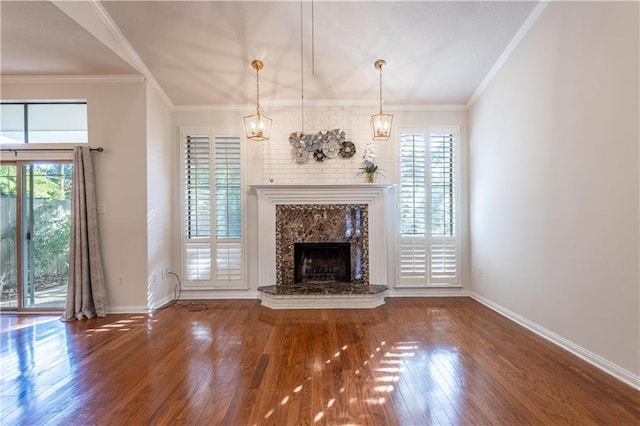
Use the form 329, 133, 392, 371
0, 165, 18, 309
0, 162, 72, 310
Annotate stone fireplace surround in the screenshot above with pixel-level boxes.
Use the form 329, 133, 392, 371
252, 184, 394, 309
275, 203, 369, 285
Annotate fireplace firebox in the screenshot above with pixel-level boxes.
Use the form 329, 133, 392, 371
294, 243, 351, 283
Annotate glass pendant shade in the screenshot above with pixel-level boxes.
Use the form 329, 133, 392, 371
244, 59, 272, 141
243, 112, 272, 141
371, 59, 393, 141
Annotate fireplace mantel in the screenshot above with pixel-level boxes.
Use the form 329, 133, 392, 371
251, 184, 394, 201
251, 184, 395, 289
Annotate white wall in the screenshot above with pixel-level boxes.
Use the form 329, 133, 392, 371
172, 105, 469, 295
146, 84, 173, 309
1, 79, 150, 312
469, 1, 639, 382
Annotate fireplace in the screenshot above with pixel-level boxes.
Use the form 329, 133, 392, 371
275, 204, 368, 285
251, 184, 394, 305
294, 242, 351, 283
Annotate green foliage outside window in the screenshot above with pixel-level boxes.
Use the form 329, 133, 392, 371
0, 164, 73, 300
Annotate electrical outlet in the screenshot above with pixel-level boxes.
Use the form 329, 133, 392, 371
477, 268, 484, 279
117, 275, 125, 286
161, 269, 167, 279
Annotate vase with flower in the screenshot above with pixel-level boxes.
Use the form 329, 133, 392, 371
356, 143, 383, 183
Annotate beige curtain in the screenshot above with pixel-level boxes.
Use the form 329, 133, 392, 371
63, 146, 106, 320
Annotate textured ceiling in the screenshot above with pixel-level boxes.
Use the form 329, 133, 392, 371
1, 1, 539, 106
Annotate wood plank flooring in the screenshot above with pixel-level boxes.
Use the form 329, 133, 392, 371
1, 297, 638, 425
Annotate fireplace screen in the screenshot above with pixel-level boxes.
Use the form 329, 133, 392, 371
294, 243, 351, 283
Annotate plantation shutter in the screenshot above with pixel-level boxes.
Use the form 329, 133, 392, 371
429, 133, 458, 283
214, 136, 242, 282
398, 129, 458, 286
184, 135, 212, 281
182, 130, 244, 288
399, 134, 427, 282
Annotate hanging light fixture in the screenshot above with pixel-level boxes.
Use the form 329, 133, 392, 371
370, 59, 393, 141
243, 59, 272, 141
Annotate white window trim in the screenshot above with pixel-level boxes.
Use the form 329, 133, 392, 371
179, 127, 247, 290
395, 125, 461, 288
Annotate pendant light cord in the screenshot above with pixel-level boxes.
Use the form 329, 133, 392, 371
379, 64, 383, 114
300, 0, 305, 133
311, 0, 315, 76
256, 66, 261, 114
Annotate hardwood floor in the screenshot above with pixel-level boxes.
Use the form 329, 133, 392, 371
1, 298, 638, 425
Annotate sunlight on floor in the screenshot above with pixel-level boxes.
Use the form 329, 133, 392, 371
0, 316, 59, 333
247, 332, 467, 424
253, 337, 425, 423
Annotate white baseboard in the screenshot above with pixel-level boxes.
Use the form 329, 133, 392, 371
106, 291, 258, 314
107, 305, 147, 314
178, 289, 260, 300
147, 293, 175, 311
470, 292, 640, 391
387, 287, 469, 297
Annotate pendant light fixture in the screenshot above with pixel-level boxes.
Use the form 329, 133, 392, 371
243, 59, 272, 141
370, 59, 393, 141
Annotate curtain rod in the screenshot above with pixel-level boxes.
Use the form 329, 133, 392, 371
1, 146, 103, 156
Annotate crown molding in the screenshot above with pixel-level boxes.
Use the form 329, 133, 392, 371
390, 104, 468, 112
0, 74, 144, 84
466, 0, 549, 109
88, 0, 174, 110
172, 104, 248, 113
48, 0, 174, 108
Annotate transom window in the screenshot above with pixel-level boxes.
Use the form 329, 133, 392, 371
1, 102, 88, 144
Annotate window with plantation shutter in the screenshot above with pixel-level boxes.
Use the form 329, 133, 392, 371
214, 136, 242, 282
184, 135, 211, 281
399, 128, 459, 286
399, 134, 427, 280
181, 129, 244, 288
429, 133, 457, 282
